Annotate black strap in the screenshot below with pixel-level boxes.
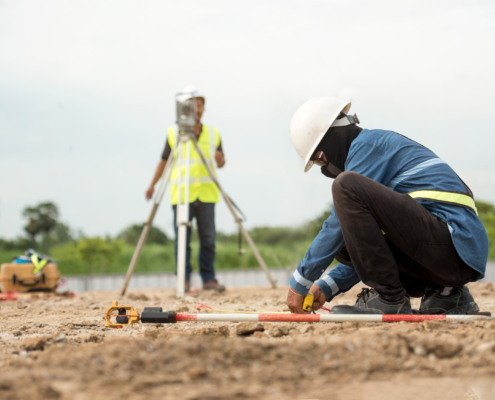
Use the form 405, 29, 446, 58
228, 196, 247, 222
227, 195, 247, 255
347, 114, 360, 125
13, 274, 46, 286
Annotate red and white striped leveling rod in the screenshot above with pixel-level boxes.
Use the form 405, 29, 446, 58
103, 301, 492, 329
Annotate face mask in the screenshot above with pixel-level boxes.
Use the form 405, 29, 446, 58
320, 162, 342, 179
315, 124, 362, 179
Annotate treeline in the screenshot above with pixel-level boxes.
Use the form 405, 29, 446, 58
0, 201, 333, 275
477, 201, 495, 259
0, 202, 76, 251
1, 201, 494, 275
0, 203, 172, 252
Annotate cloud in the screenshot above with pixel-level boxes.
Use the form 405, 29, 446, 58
0, 0, 494, 238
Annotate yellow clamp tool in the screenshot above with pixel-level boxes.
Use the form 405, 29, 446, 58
302, 292, 314, 313
104, 300, 140, 329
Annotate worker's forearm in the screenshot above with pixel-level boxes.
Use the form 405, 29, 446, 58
150, 160, 167, 187
289, 208, 344, 295
215, 151, 225, 168
315, 263, 360, 302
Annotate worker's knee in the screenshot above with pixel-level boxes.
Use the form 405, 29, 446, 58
332, 171, 364, 198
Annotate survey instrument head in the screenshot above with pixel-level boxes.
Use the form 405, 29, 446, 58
176, 85, 205, 133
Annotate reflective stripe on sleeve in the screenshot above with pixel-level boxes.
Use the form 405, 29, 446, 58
293, 270, 314, 288
322, 275, 340, 295
408, 190, 478, 215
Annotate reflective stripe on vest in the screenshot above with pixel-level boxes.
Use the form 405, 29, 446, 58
408, 190, 478, 216
170, 177, 214, 184
168, 125, 221, 205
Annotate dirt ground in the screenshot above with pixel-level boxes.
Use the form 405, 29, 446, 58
1, 282, 495, 400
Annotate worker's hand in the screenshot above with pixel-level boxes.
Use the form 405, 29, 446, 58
286, 287, 307, 314
145, 186, 154, 200
215, 150, 225, 168
309, 285, 327, 311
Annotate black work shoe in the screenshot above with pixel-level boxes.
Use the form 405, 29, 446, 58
419, 286, 479, 315
331, 288, 413, 315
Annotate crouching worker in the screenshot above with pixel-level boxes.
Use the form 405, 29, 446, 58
286, 97, 488, 315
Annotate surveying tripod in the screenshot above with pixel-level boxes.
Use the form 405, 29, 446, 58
119, 130, 277, 299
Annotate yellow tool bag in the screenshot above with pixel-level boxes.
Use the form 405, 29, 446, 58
0, 263, 61, 293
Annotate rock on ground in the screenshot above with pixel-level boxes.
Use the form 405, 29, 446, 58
0, 283, 494, 399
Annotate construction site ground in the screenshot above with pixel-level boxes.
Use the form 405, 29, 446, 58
1, 282, 495, 400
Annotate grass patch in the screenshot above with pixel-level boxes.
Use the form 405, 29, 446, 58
1, 240, 313, 276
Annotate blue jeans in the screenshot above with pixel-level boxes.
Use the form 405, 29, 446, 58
172, 200, 216, 283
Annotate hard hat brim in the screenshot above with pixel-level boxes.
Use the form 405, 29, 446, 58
300, 101, 351, 173
304, 160, 315, 172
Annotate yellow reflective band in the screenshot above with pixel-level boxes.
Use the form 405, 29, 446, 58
31, 255, 48, 274
408, 190, 478, 215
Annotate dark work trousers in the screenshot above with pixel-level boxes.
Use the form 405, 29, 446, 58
172, 200, 216, 284
332, 171, 476, 301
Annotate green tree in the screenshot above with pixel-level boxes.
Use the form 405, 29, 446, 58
248, 226, 307, 246
22, 202, 59, 252
50, 222, 75, 245
476, 201, 495, 215
476, 201, 495, 259
117, 224, 169, 245
306, 203, 334, 239
0, 236, 35, 251
77, 237, 123, 274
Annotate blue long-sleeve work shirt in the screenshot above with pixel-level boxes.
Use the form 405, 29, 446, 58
289, 129, 489, 301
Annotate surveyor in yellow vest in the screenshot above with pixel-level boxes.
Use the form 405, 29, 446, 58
145, 88, 226, 293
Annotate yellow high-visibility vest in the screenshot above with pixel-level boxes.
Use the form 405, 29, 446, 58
168, 125, 221, 205
31, 254, 48, 274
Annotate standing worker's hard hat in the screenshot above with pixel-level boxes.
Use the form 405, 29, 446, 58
180, 85, 206, 103
289, 97, 359, 172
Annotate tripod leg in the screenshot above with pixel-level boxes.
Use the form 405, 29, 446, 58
119, 153, 177, 297
119, 205, 159, 297
176, 137, 192, 299
191, 139, 277, 289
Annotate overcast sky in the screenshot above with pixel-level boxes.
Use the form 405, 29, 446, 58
1, 0, 494, 239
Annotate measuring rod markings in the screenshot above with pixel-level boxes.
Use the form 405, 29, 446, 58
103, 302, 493, 328
174, 313, 492, 323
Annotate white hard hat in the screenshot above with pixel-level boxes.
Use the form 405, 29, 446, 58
290, 97, 352, 172
179, 85, 205, 102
